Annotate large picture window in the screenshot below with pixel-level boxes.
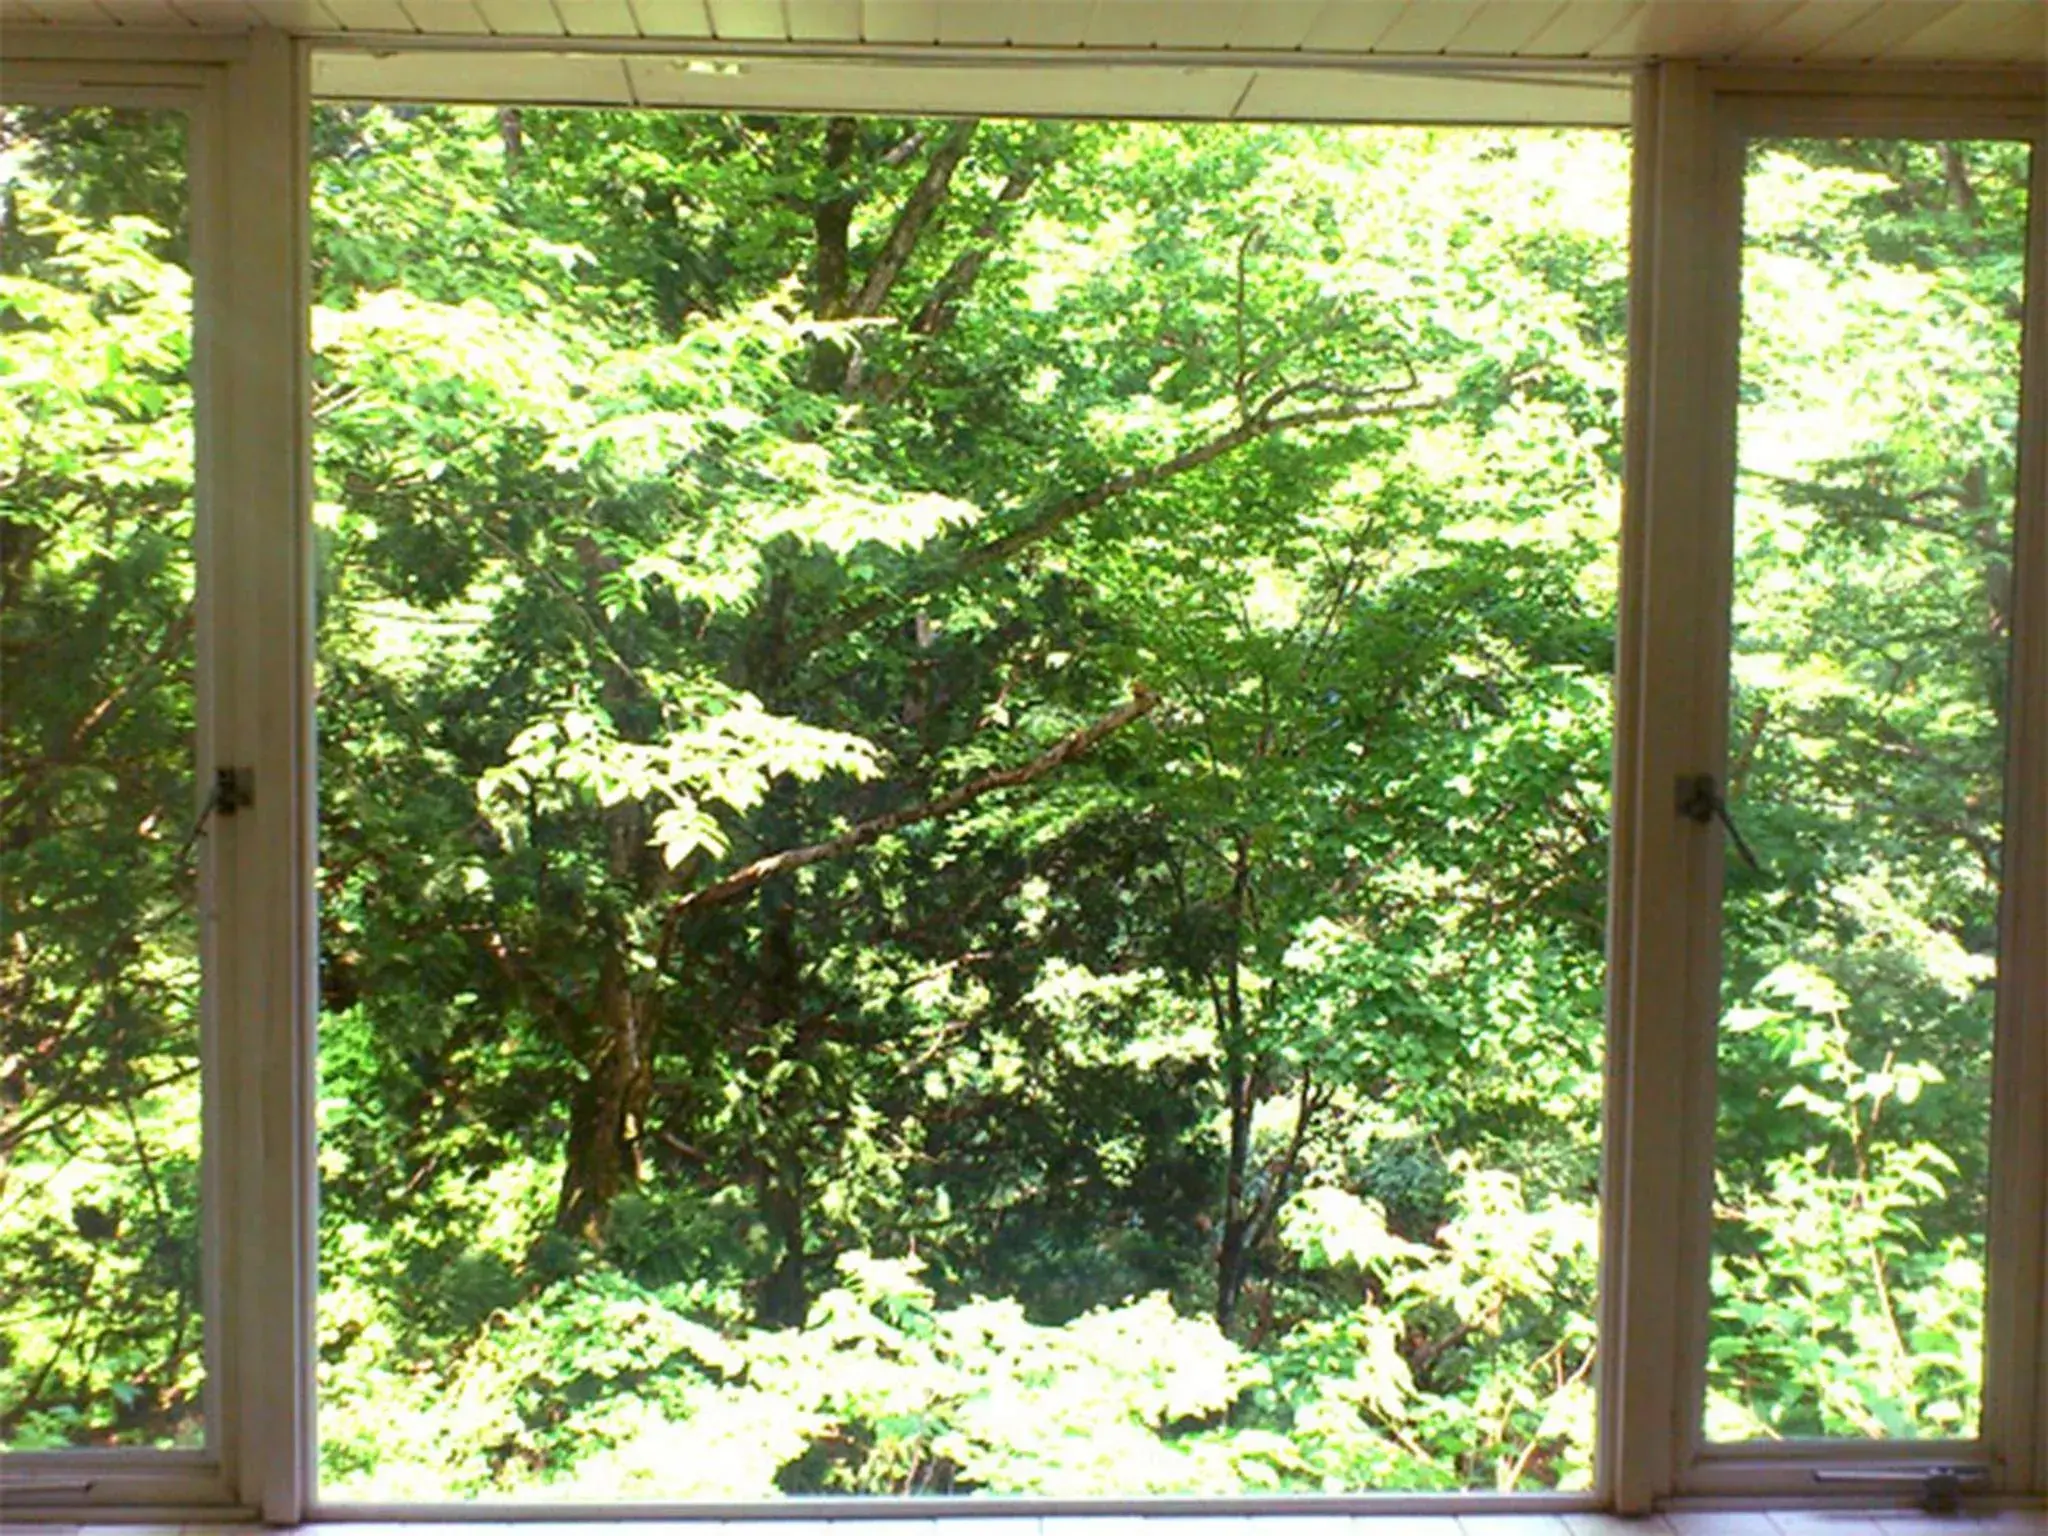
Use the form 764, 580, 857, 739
308, 106, 1627, 1501
0, 30, 2043, 1522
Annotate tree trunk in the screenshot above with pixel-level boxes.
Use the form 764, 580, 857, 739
806, 117, 862, 392
1214, 842, 1254, 1331
752, 873, 813, 1325
497, 108, 523, 169
554, 943, 652, 1245
551, 627, 660, 1245
757, 1100, 809, 1326
1216, 1064, 1255, 1331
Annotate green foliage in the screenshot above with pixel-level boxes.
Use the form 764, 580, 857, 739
1, 103, 2022, 1491
1, 112, 202, 1448
1706, 138, 2021, 1440
295, 110, 1635, 1495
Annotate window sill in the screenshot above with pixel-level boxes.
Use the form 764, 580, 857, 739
15, 1510, 2047, 1536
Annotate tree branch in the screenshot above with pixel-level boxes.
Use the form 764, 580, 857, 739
1739, 465, 2006, 554
800, 380, 1442, 657
812, 117, 860, 320
667, 685, 1159, 920
1233, 225, 1262, 412
0, 601, 195, 827
844, 119, 979, 320
1941, 143, 1979, 222
1247, 1070, 1321, 1257
69, 603, 194, 755
909, 152, 1048, 338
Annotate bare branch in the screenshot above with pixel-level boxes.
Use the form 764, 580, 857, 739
879, 129, 929, 168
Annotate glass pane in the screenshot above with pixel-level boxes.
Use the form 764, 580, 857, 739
0, 107, 203, 1450
312, 108, 1626, 1498
1707, 138, 2030, 1441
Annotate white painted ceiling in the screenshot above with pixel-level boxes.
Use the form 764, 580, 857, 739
1, 3, 2039, 126
0, 1, 2043, 64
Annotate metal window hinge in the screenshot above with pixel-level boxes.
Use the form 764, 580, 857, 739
1811, 1464, 1991, 1514
1677, 771, 1764, 874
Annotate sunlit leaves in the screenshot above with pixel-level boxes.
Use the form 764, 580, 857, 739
479, 695, 883, 866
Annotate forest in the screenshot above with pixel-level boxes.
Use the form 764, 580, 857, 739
0, 98, 2026, 1497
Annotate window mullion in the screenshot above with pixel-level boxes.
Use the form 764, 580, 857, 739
1983, 126, 2048, 1500
205, 28, 317, 1526
1599, 58, 1746, 1515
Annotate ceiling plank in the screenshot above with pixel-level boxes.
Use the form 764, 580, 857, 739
247, 1, 344, 28
169, 0, 267, 25
706, 0, 784, 37
632, 0, 712, 35
1003, 0, 1093, 44
322, 0, 414, 27
1518, 0, 1641, 55
1446, 0, 1575, 53
399, 0, 490, 30
473, 0, 564, 30
95, 0, 189, 21
1805, 0, 1961, 59
1299, 0, 1410, 50
1731, 0, 1882, 57
1373, 0, 1492, 52
1226, 0, 1327, 49
14, 0, 2045, 64
1595, 0, 1800, 56
934, 0, 1010, 42
1883, 0, 2045, 60
861, 0, 938, 41
1087, 0, 1240, 47
556, 0, 638, 33
783, 0, 857, 37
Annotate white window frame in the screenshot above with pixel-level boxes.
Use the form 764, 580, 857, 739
1604, 60, 2048, 1514
0, 31, 315, 1526
0, 27, 2042, 1523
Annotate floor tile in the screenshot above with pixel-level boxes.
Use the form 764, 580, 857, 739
1665, 1516, 1781, 1536
1334, 1518, 1465, 1536
1458, 1517, 1574, 1536
1767, 1514, 1890, 1536
899, 1520, 1044, 1536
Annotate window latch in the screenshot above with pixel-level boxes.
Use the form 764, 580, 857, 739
1677, 772, 1763, 874
1811, 1464, 1990, 1514
215, 764, 254, 815
175, 766, 254, 868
